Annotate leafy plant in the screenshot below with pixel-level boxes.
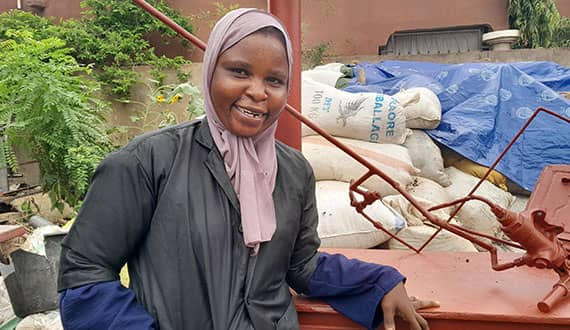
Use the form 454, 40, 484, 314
0, 30, 111, 209
110, 80, 204, 144
0, 2, 194, 99
553, 16, 570, 47
62, 0, 193, 98
507, 0, 561, 48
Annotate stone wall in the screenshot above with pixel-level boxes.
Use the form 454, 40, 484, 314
330, 48, 570, 67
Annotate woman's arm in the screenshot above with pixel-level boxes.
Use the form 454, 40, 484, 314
60, 280, 155, 329
305, 252, 405, 329
58, 146, 157, 327
287, 158, 436, 330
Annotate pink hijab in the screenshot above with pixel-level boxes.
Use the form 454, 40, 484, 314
202, 9, 293, 254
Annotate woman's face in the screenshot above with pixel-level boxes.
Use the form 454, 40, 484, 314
210, 31, 289, 137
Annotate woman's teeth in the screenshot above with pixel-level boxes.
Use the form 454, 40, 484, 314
237, 106, 262, 118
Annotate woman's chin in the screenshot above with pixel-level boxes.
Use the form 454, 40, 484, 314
227, 111, 268, 137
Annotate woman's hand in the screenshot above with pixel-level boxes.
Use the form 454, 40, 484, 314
381, 281, 440, 330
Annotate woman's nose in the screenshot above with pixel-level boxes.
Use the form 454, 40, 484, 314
246, 79, 268, 102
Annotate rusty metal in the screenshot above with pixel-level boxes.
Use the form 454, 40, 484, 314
131, 0, 570, 316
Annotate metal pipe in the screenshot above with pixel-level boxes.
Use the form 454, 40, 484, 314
132, 0, 206, 51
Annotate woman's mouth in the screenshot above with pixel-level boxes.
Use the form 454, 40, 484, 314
236, 106, 265, 119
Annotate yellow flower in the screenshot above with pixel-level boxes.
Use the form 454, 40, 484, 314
156, 95, 165, 103
169, 94, 181, 104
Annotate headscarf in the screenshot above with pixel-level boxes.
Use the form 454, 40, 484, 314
202, 8, 293, 254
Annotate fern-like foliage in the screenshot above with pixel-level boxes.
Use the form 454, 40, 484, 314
0, 30, 112, 209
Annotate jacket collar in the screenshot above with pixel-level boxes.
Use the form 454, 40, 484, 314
196, 118, 241, 213
195, 117, 215, 150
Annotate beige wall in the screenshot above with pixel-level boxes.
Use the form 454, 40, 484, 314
301, 0, 509, 56
558, 1, 570, 16
168, 0, 511, 59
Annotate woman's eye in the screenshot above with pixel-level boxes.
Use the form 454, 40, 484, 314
267, 77, 284, 86
230, 68, 248, 77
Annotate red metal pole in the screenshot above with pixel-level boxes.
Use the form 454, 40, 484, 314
132, 0, 206, 51
268, 0, 302, 150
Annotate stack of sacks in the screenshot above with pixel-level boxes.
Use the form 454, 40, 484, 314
301, 76, 417, 248
301, 74, 526, 252
303, 135, 417, 248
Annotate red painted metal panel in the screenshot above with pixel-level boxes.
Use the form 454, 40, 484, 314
295, 249, 570, 329
269, 0, 302, 150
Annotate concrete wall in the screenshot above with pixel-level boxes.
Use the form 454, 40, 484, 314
330, 48, 570, 68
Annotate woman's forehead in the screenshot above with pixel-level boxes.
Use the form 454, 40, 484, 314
219, 33, 288, 69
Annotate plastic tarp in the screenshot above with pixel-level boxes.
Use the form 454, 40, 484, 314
343, 60, 570, 191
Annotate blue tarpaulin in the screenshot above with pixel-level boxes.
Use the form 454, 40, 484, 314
343, 60, 570, 191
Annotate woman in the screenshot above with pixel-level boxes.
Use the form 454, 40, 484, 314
58, 8, 437, 330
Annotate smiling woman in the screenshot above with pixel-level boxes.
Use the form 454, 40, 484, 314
58, 8, 437, 330
210, 28, 289, 137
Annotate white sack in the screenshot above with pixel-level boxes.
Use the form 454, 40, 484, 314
444, 167, 515, 242
302, 77, 408, 144
406, 177, 453, 209
312, 62, 344, 72
383, 194, 452, 227
387, 221, 478, 252
403, 130, 451, 186
302, 65, 343, 87
316, 181, 406, 248
16, 311, 62, 330
509, 195, 529, 213
303, 135, 418, 197
393, 87, 442, 129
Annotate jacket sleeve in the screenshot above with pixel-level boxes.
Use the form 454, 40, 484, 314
60, 280, 155, 329
306, 252, 405, 330
58, 147, 155, 290
285, 164, 321, 293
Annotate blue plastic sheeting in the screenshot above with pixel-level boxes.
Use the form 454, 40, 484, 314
343, 60, 570, 191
